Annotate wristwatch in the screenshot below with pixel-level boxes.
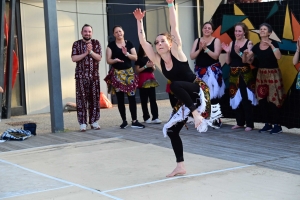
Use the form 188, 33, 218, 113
125, 52, 129, 57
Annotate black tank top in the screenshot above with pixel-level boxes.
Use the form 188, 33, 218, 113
195, 38, 219, 67
230, 40, 249, 67
161, 53, 196, 83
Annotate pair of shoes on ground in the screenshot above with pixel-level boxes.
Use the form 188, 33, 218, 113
144, 118, 162, 124
212, 119, 222, 129
231, 125, 253, 132
80, 122, 101, 132
259, 123, 282, 134
120, 120, 145, 129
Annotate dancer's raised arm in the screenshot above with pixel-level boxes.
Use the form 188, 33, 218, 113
133, 9, 159, 66
167, 0, 181, 48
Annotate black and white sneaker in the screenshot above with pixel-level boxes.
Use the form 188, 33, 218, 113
212, 119, 222, 129
131, 120, 145, 129
120, 120, 128, 129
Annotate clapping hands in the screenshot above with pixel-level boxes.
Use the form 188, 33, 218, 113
221, 43, 230, 53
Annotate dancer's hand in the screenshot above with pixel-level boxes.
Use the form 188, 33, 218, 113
114, 58, 124, 63
87, 43, 93, 54
133, 8, 145, 21
200, 40, 207, 49
146, 61, 154, 68
121, 46, 128, 55
0, 86, 3, 93
247, 41, 253, 51
263, 40, 272, 47
234, 44, 241, 55
166, 0, 174, 3
221, 43, 230, 53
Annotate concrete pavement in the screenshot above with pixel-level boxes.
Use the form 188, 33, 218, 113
0, 100, 299, 199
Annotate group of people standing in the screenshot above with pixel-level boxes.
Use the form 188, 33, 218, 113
71, 0, 299, 177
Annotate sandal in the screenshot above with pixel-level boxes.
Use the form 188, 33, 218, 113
91, 122, 101, 130
231, 125, 244, 129
245, 127, 253, 132
80, 124, 87, 132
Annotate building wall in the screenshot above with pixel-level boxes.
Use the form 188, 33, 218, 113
19, 0, 220, 115
20, 0, 108, 114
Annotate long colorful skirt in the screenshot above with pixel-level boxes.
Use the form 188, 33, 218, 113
255, 68, 284, 107
229, 66, 257, 109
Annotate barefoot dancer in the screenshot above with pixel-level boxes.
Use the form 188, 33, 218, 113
133, 0, 219, 177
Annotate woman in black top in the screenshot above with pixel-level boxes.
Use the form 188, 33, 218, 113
222, 22, 257, 131
135, 42, 161, 124
134, 0, 220, 177
105, 25, 145, 129
190, 22, 224, 128
246, 23, 283, 134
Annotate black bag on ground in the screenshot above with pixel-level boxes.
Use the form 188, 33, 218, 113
23, 123, 37, 135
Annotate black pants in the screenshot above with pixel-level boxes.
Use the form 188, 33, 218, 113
168, 81, 200, 162
259, 98, 281, 125
116, 91, 137, 121
170, 81, 199, 112
139, 87, 158, 121
167, 120, 187, 162
235, 76, 254, 128
168, 92, 178, 108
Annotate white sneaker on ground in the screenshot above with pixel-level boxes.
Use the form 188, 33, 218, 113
152, 118, 162, 124
91, 122, 101, 130
144, 118, 152, 124
80, 124, 87, 132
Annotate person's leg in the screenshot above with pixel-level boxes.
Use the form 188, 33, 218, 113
148, 87, 159, 120
170, 81, 199, 112
115, 91, 126, 121
88, 79, 100, 125
168, 92, 177, 108
166, 121, 187, 177
258, 98, 273, 132
128, 94, 145, 128
239, 77, 254, 129
139, 88, 150, 121
270, 103, 283, 134
76, 79, 88, 129
127, 94, 137, 121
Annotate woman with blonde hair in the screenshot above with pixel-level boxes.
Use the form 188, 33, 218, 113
222, 22, 257, 132
133, 0, 220, 177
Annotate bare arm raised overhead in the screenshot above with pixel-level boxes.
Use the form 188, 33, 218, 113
133, 9, 160, 66
167, 0, 187, 61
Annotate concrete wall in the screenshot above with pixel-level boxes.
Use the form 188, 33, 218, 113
21, 0, 108, 114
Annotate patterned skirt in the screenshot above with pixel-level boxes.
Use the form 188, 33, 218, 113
194, 62, 225, 99
162, 78, 222, 137
229, 66, 257, 109
104, 68, 138, 96
256, 68, 284, 107
138, 72, 159, 88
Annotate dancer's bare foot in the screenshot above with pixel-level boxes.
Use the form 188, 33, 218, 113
166, 162, 186, 177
